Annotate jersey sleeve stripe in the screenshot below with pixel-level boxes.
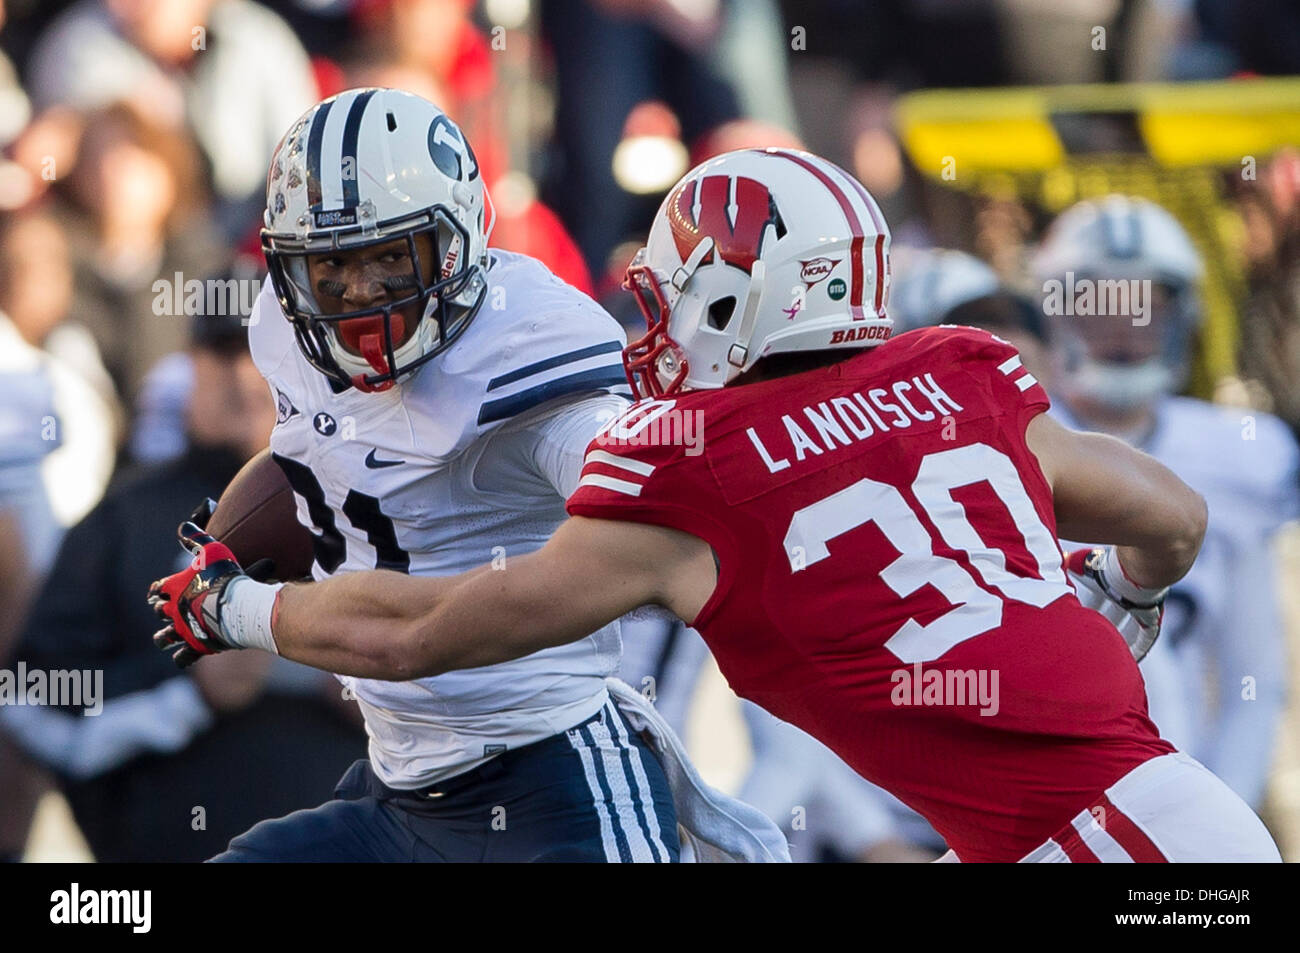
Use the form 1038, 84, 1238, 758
994, 352, 1040, 393
477, 367, 630, 425
577, 473, 643, 497
584, 449, 656, 476
486, 340, 624, 392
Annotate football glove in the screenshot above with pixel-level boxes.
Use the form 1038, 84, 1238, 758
148, 520, 273, 668
1065, 546, 1167, 663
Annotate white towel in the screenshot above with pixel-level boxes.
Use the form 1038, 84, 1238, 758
606, 677, 791, 863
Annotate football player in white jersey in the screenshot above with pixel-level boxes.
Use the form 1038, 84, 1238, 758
1034, 196, 1300, 809
161, 88, 684, 861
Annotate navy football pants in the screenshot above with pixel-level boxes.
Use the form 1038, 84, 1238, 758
210, 700, 679, 862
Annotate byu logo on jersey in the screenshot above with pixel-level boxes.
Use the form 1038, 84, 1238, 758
313, 412, 337, 436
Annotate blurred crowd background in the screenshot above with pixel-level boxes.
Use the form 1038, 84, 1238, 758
2, 0, 1300, 863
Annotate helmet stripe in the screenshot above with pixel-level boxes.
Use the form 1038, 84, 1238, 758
847, 235, 864, 319
839, 173, 890, 318
873, 234, 886, 316
340, 89, 378, 209
305, 98, 334, 211
770, 151, 876, 320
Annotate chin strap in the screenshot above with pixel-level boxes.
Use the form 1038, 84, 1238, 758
351, 372, 394, 393
672, 237, 715, 293
727, 260, 767, 370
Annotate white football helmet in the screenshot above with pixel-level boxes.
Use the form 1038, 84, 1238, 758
888, 246, 999, 332
262, 88, 491, 392
1033, 196, 1203, 412
623, 148, 892, 398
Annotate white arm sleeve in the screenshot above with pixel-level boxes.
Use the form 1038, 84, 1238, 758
475, 393, 629, 500
530, 393, 630, 498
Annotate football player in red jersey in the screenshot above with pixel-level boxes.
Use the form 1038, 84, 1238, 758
151, 149, 1281, 862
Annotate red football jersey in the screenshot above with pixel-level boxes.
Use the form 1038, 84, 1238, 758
568, 326, 1174, 862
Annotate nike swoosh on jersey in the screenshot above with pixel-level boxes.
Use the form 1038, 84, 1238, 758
364, 449, 405, 468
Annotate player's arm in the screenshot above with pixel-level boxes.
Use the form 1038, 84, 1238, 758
273, 516, 713, 678
151, 516, 715, 680
1025, 412, 1207, 588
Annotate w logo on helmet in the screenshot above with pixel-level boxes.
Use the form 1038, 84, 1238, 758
667, 175, 777, 274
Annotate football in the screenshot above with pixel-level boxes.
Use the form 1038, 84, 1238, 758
207, 447, 315, 581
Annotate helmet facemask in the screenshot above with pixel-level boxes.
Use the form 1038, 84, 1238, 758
1034, 195, 1205, 415
623, 249, 691, 400
623, 235, 768, 401
1052, 278, 1198, 412
265, 206, 486, 393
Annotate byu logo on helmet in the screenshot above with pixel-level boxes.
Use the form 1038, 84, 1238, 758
427, 114, 479, 182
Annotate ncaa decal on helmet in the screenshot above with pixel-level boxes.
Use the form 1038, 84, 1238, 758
623, 148, 893, 399
262, 88, 492, 393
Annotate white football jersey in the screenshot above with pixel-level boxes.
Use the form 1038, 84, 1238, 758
248, 250, 633, 787
1053, 396, 1300, 807
0, 318, 61, 575
0, 311, 115, 575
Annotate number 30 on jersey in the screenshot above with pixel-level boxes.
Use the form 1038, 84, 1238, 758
783, 442, 1071, 663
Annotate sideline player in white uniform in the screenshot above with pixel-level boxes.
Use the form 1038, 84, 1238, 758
162, 88, 682, 861
1034, 196, 1300, 809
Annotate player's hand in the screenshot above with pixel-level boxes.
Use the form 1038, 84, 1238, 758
147, 521, 270, 668
1065, 547, 1166, 663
